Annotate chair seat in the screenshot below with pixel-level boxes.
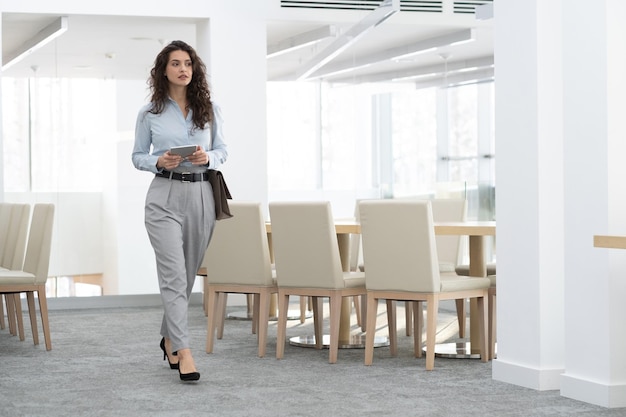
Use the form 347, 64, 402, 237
0, 271, 37, 285
278, 272, 365, 289
210, 272, 277, 287
455, 262, 496, 276
440, 275, 491, 292
343, 272, 365, 288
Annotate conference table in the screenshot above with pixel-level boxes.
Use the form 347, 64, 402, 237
265, 220, 496, 355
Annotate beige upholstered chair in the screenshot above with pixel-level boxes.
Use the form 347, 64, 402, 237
359, 199, 490, 370
1, 203, 31, 338
203, 201, 277, 358
0, 203, 55, 350
0, 203, 12, 330
269, 201, 366, 364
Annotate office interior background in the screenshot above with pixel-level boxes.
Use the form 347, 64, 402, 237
1, 0, 625, 409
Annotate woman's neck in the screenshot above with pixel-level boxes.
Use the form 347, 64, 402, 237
169, 86, 188, 117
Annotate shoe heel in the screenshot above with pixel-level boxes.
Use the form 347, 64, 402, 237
159, 337, 179, 370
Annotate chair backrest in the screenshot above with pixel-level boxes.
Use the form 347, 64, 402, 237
430, 198, 467, 272
359, 200, 441, 293
269, 201, 345, 289
22, 203, 55, 283
1, 203, 31, 270
202, 201, 273, 286
0, 203, 12, 264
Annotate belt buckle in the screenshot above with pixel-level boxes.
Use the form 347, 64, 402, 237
181, 172, 192, 183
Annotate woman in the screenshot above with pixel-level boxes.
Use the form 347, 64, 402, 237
132, 40, 228, 382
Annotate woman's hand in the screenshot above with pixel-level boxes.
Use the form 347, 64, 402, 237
186, 145, 210, 166
157, 151, 184, 170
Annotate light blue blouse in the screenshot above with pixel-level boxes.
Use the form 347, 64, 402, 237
132, 97, 228, 174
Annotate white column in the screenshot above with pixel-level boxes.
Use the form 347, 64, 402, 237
492, 0, 566, 390
196, 4, 269, 212
495, 0, 626, 407
559, 0, 626, 407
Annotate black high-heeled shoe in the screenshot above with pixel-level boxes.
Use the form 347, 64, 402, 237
178, 368, 200, 382
159, 337, 179, 370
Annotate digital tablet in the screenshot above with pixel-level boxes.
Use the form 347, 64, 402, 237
170, 145, 197, 157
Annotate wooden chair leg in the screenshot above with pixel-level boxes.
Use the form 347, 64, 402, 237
37, 287, 52, 351
405, 301, 412, 336
353, 295, 361, 327
386, 300, 397, 356
257, 291, 271, 358
328, 294, 342, 364
299, 296, 307, 323
276, 292, 290, 359
0, 294, 6, 330
26, 291, 39, 346
6, 294, 17, 336
455, 298, 466, 338
13, 293, 25, 341
205, 288, 220, 353
425, 296, 438, 371
360, 294, 367, 332
413, 301, 423, 358
488, 289, 497, 360
246, 294, 253, 316
216, 293, 227, 339
312, 297, 323, 349
364, 293, 378, 366
203, 276, 209, 316
252, 294, 260, 335
477, 292, 488, 363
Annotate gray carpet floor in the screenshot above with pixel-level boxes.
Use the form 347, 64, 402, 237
1, 299, 625, 417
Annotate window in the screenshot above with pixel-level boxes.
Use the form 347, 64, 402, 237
267, 79, 495, 218
390, 87, 437, 197
2, 77, 115, 192
267, 81, 319, 191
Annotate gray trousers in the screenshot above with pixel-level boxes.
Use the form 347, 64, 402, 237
144, 176, 216, 353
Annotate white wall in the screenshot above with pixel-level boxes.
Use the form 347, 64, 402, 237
494, 0, 626, 408
559, 0, 626, 407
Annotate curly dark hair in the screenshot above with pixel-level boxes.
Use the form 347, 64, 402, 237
147, 40, 213, 131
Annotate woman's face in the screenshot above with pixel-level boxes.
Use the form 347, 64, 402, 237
165, 49, 193, 88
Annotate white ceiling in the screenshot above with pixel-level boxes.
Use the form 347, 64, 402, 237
1, 5, 493, 84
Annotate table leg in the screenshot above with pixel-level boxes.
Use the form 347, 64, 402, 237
469, 235, 486, 354
337, 234, 352, 343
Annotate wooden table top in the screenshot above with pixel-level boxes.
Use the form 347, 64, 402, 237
265, 220, 496, 236
594, 235, 626, 249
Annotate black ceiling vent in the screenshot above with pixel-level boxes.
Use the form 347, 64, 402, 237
280, 1, 443, 13
453, 0, 493, 14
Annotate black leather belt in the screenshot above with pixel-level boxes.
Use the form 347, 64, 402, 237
156, 170, 209, 182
